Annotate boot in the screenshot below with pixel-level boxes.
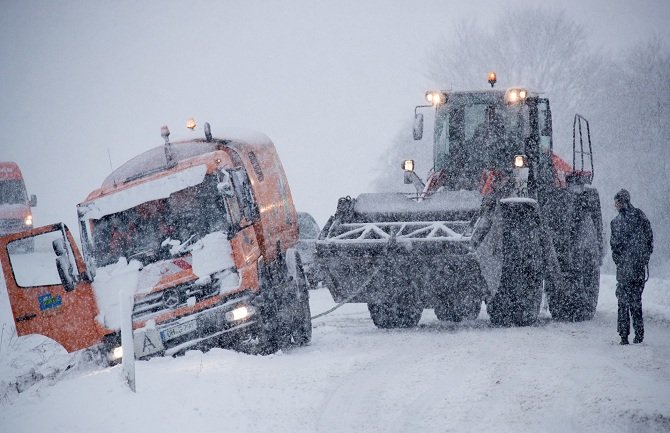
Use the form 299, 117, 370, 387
620, 336, 629, 345
633, 335, 643, 344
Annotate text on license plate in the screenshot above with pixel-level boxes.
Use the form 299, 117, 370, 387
161, 320, 197, 341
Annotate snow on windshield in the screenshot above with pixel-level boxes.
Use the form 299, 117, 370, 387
80, 164, 207, 220
190, 231, 235, 281
0, 179, 27, 205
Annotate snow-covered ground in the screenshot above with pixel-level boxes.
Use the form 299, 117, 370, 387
1, 274, 669, 433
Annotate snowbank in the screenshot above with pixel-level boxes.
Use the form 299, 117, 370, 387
1, 273, 669, 432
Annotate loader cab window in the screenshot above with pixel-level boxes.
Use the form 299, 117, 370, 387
434, 96, 531, 190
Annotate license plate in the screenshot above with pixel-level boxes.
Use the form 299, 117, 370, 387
161, 320, 197, 342
134, 328, 164, 358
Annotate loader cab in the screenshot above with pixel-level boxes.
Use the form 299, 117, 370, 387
429, 90, 553, 193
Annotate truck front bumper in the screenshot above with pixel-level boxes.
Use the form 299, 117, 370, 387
104, 293, 258, 362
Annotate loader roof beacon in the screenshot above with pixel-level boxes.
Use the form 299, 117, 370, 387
317, 74, 604, 327
0, 121, 312, 361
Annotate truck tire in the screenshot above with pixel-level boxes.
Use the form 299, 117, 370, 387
368, 291, 422, 328
547, 216, 600, 321
287, 256, 312, 346
253, 290, 281, 355
488, 200, 543, 327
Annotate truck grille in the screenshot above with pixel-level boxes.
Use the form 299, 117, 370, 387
132, 280, 220, 322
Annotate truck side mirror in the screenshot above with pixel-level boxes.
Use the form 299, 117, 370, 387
413, 113, 424, 141
29, 194, 37, 207
53, 238, 76, 291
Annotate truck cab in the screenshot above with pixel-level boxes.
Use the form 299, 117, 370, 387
0, 123, 311, 360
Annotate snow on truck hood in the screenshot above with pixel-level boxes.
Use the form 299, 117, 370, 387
79, 164, 207, 220
92, 231, 237, 329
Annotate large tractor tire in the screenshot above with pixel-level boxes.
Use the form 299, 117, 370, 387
368, 290, 422, 329
487, 200, 543, 327
547, 216, 600, 321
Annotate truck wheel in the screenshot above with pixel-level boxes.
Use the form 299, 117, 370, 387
367, 291, 422, 329
547, 217, 600, 321
287, 261, 312, 346
488, 200, 543, 327
251, 290, 281, 355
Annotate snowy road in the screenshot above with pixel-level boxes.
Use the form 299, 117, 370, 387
1, 275, 670, 433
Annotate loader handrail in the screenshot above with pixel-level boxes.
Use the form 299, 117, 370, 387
572, 114, 594, 182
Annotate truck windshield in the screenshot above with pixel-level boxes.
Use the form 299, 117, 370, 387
0, 180, 27, 204
85, 175, 230, 267
434, 95, 530, 190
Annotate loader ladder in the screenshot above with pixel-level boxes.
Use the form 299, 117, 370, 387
572, 114, 594, 183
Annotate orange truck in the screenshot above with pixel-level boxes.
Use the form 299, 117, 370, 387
0, 122, 311, 361
0, 162, 37, 252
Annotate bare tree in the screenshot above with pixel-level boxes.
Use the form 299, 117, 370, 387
589, 38, 670, 266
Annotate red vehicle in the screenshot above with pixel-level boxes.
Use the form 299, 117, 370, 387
0, 162, 37, 251
0, 123, 311, 361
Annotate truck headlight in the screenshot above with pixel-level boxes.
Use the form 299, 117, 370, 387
402, 160, 415, 172
24, 214, 33, 226
110, 346, 123, 361
225, 305, 255, 322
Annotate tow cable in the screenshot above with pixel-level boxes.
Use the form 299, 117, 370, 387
310, 267, 381, 320
309, 230, 399, 320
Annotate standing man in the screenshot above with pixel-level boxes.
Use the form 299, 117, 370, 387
610, 189, 653, 345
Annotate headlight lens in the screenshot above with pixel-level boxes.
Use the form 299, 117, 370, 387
402, 160, 415, 172
425, 91, 446, 105
24, 214, 33, 226
225, 305, 255, 322
110, 346, 123, 361
506, 88, 528, 104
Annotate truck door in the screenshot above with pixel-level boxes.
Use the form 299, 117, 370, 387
0, 224, 106, 352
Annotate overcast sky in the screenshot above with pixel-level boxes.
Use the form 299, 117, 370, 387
2, 0, 668, 229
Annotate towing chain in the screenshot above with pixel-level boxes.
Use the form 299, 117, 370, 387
310, 267, 382, 320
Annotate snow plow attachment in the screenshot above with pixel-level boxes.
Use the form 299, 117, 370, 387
317, 191, 493, 327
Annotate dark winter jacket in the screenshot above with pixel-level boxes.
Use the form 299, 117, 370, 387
610, 205, 653, 283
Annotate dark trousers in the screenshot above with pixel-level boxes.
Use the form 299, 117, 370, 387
616, 281, 644, 338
